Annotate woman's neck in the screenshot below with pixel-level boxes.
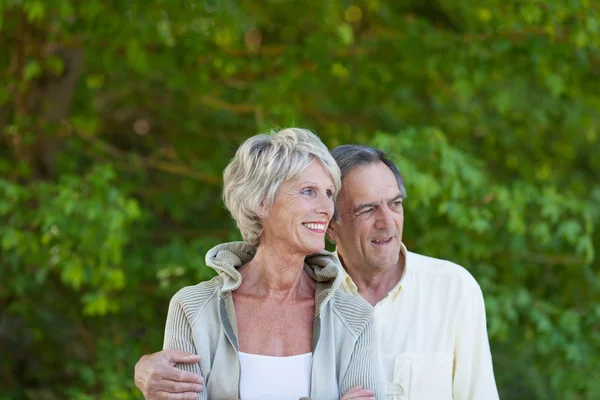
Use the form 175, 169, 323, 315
238, 242, 313, 301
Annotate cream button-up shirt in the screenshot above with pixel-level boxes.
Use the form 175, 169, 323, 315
338, 244, 499, 400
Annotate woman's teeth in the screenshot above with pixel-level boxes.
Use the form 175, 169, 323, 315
303, 223, 326, 230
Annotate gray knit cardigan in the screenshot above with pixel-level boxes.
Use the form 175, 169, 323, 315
163, 241, 384, 400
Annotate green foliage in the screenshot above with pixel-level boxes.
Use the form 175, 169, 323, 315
375, 128, 599, 399
0, 0, 598, 399
1, 165, 140, 312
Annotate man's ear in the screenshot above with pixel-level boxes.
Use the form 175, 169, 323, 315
327, 220, 338, 244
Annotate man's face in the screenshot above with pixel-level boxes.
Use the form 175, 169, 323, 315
328, 162, 404, 271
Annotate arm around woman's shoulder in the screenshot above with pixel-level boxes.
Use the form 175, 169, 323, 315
163, 284, 216, 400
333, 292, 385, 399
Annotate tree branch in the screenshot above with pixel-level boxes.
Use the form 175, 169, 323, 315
74, 130, 221, 185
512, 252, 588, 266
199, 95, 255, 114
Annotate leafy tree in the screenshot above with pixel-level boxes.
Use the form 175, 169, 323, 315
1, 1, 598, 399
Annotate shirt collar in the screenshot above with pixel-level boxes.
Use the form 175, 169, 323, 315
335, 243, 409, 300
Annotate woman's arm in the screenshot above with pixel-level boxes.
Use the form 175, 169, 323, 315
339, 319, 384, 399
163, 292, 207, 400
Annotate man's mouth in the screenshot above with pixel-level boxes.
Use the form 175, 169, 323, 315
371, 237, 393, 245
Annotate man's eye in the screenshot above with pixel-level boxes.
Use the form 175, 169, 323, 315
360, 208, 374, 215
392, 201, 403, 208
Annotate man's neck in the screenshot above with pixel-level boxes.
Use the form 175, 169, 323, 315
339, 252, 405, 306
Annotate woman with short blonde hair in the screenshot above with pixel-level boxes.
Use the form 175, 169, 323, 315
159, 128, 382, 400
223, 128, 342, 246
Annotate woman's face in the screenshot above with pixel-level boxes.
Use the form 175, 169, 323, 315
260, 161, 335, 256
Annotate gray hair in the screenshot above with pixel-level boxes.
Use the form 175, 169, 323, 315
330, 145, 407, 220
223, 128, 341, 246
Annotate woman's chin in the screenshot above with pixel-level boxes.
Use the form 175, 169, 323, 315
304, 242, 326, 254
286, 240, 325, 255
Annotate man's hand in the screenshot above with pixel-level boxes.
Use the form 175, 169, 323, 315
340, 385, 375, 400
134, 348, 204, 400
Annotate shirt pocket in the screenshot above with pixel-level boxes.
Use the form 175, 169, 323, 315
386, 353, 453, 400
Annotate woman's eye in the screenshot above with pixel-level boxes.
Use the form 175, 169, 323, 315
301, 188, 315, 196
326, 189, 333, 198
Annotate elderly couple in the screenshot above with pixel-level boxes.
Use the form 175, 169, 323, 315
134, 128, 499, 400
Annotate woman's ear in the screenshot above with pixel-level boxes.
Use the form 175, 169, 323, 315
257, 202, 266, 218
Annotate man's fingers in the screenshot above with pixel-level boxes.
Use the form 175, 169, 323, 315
347, 385, 364, 392
156, 391, 198, 400
172, 369, 204, 384
156, 380, 203, 394
340, 385, 374, 400
343, 386, 362, 395
164, 348, 201, 364
155, 365, 204, 384
344, 393, 374, 400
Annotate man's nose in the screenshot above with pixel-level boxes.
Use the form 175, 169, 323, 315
374, 206, 394, 229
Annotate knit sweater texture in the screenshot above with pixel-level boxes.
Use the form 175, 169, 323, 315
163, 241, 384, 400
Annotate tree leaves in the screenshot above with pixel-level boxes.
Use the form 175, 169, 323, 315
374, 127, 598, 398
1, 1, 599, 398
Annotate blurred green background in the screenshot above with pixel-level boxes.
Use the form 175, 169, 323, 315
1, 0, 599, 399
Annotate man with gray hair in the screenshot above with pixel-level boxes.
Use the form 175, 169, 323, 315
134, 144, 499, 400
325, 145, 498, 399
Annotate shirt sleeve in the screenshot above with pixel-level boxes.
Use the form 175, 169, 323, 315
163, 292, 207, 400
452, 280, 499, 400
339, 316, 385, 399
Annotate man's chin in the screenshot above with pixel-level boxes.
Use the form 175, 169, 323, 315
368, 250, 401, 269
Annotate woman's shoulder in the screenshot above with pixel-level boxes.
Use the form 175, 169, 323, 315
169, 276, 223, 314
328, 289, 375, 336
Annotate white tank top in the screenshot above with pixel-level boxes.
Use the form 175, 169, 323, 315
238, 351, 313, 400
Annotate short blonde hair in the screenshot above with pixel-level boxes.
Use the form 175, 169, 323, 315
223, 128, 341, 246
